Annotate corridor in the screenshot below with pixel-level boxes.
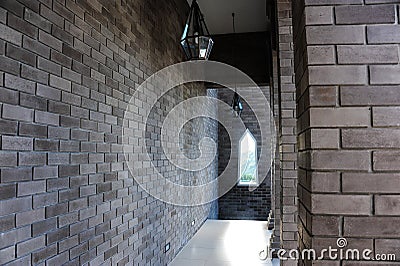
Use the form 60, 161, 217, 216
170, 220, 279, 266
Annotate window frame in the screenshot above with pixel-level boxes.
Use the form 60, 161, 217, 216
237, 129, 259, 187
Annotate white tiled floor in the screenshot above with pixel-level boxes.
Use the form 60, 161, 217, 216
169, 220, 280, 266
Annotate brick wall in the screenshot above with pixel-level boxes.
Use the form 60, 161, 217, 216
275, 1, 299, 264
294, 0, 400, 264
0, 0, 218, 265
217, 88, 271, 221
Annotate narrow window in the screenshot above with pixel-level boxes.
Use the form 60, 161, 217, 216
238, 129, 258, 185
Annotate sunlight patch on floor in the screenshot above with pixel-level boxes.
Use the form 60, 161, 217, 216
169, 220, 279, 266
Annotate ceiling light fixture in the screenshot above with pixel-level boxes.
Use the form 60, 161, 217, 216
180, 0, 214, 60
231, 13, 243, 117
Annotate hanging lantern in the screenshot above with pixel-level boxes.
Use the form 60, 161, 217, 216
180, 0, 214, 60
231, 92, 243, 117
230, 13, 243, 117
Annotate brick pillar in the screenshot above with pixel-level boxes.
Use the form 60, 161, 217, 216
294, 0, 400, 264
275, 1, 299, 264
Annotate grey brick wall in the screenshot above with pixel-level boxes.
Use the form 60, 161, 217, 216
294, 0, 400, 264
217, 88, 271, 221
274, 1, 299, 265
0, 0, 218, 265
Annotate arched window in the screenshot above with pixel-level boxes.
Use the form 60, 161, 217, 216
238, 129, 258, 185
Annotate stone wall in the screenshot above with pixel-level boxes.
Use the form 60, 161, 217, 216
294, 0, 400, 264
217, 87, 271, 221
0, 0, 218, 265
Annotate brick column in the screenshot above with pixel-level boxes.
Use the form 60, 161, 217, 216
294, 0, 400, 264
275, 1, 299, 264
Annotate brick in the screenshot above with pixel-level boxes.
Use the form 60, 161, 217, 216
309, 107, 370, 127
375, 239, 400, 257
24, 8, 52, 32
20, 93, 47, 111
33, 166, 58, 180
50, 74, 71, 92
341, 86, 400, 106
0, 8, 4, 23
53, 1, 74, 22
309, 172, 340, 193
59, 165, 79, 177
2, 136, 33, 151
47, 226, 69, 244
311, 150, 370, 170
373, 107, 400, 127
305, 6, 333, 25
23, 36, 50, 58
35, 139, 59, 151
33, 192, 58, 209
337, 45, 399, 64
46, 252, 68, 266
304, 0, 363, 5
309, 66, 367, 85
91, 69, 105, 83
52, 25, 73, 45
19, 152, 46, 166
343, 173, 400, 193
0, 226, 30, 250
373, 151, 400, 171
19, 123, 47, 138
311, 216, 340, 236
2, 104, 34, 122
375, 196, 400, 215
0, 23, 22, 45
46, 203, 68, 218
18, 181, 46, 196
35, 111, 59, 126
5, 73, 36, 94
345, 217, 400, 237
335, 5, 395, 24
17, 0, 39, 12
307, 46, 335, 65
0, 0, 23, 16
63, 44, 83, 62
65, 21, 84, 41
0, 56, 20, 75
72, 61, 90, 77
48, 126, 70, 139
312, 194, 371, 215
16, 208, 44, 227
367, 25, 400, 44
0, 40, 4, 55
0, 197, 31, 216
21, 65, 48, 84
39, 30, 62, 51
306, 25, 365, 45
1, 167, 32, 183
37, 84, 61, 101
0, 246, 15, 265
17, 236, 45, 257
40, 5, 63, 28
0, 214, 15, 231
62, 68, 81, 83
8, 13, 38, 38
32, 243, 57, 264
0, 87, 18, 105
310, 129, 339, 149
32, 217, 56, 237
0, 184, 17, 200
370, 65, 400, 85
38, 57, 61, 75
342, 129, 400, 148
